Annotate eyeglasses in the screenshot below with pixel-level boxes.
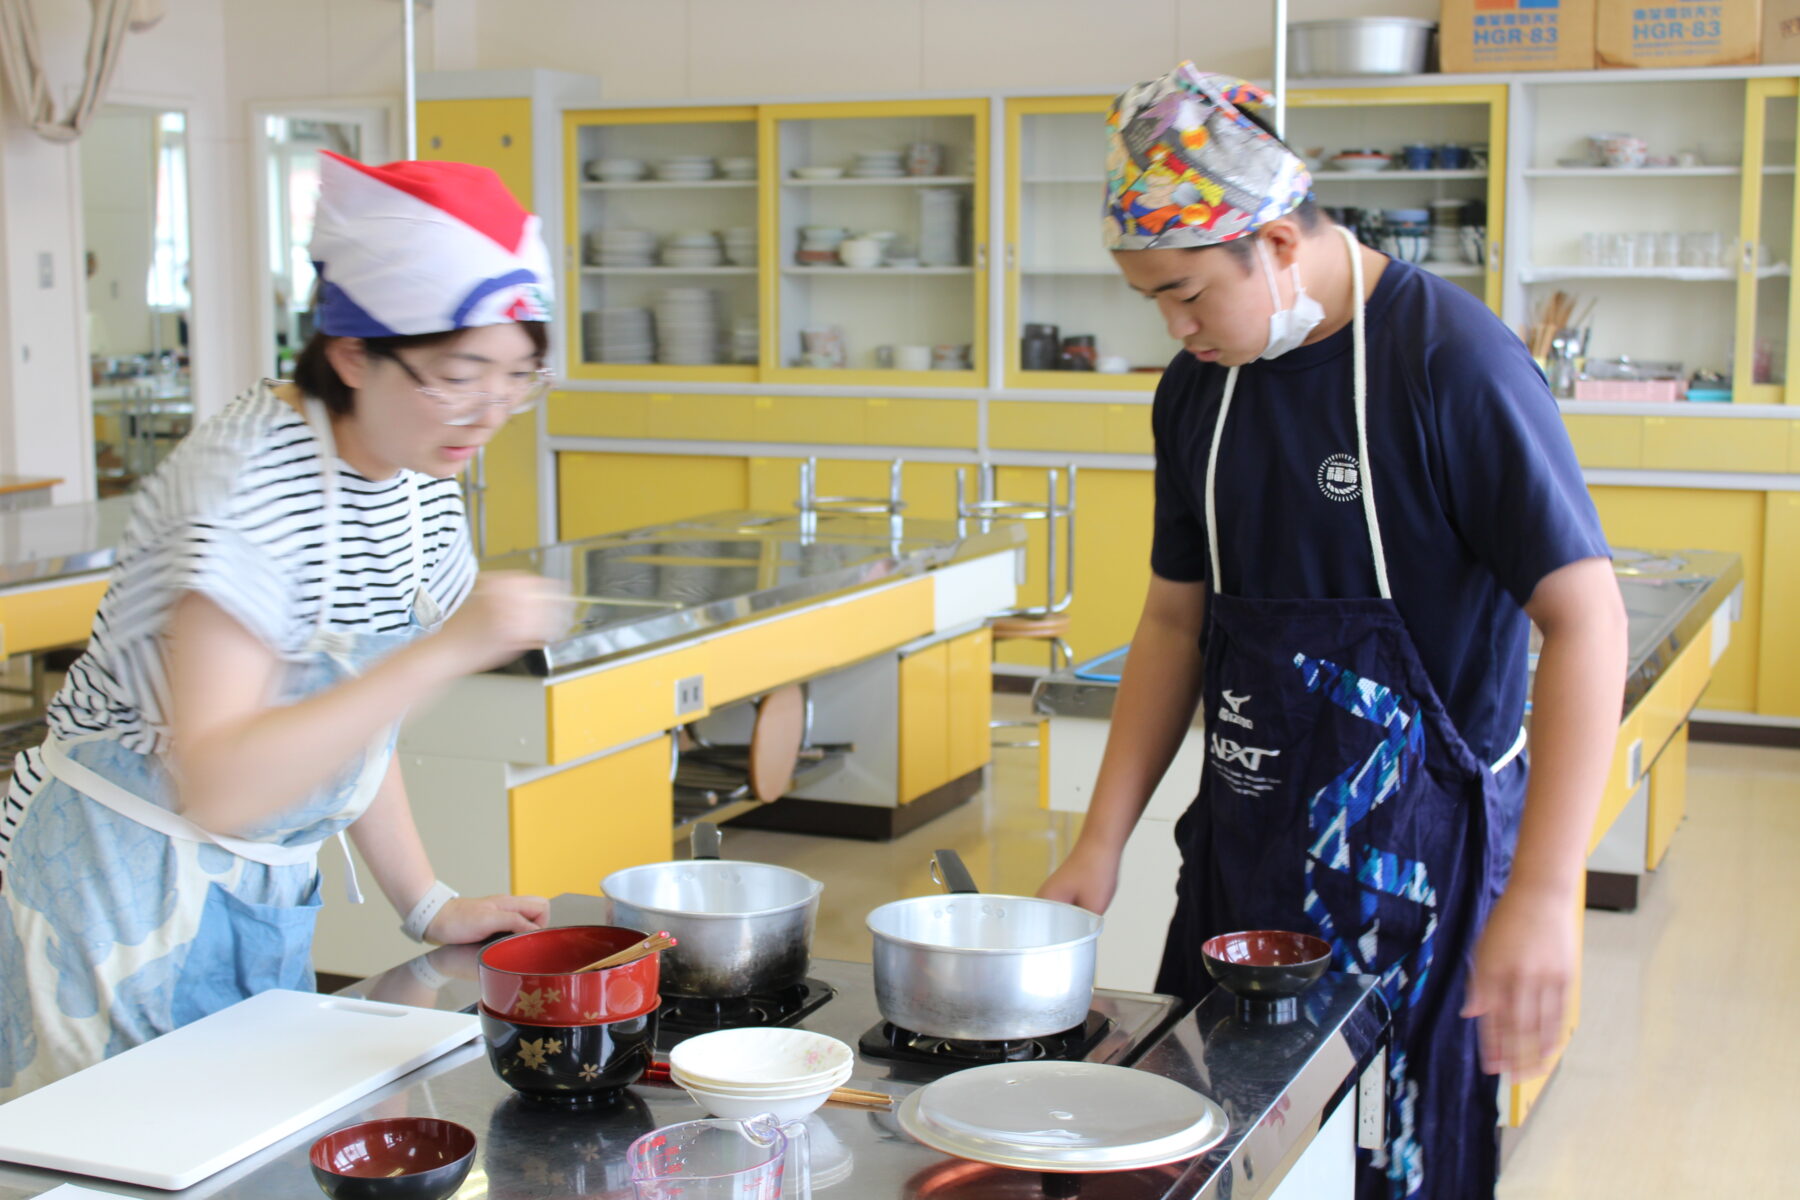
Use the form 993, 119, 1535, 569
376, 351, 555, 427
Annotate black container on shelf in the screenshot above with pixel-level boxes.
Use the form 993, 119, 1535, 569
1022, 322, 1061, 371
1060, 334, 1097, 371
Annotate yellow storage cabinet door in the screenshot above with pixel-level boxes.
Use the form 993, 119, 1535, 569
558, 452, 750, 540
899, 642, 951, 803
0, 579, 108, 657
946, 628, 994, 782
1589, 486, 1763, 712
416, 99, 533, 203
1759, 492, 1800, 718
509, 735, 674, 896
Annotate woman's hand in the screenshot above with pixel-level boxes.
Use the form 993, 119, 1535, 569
432, 572, 574, 675
1036, 839, 1124, 914
425, 894, 550, 945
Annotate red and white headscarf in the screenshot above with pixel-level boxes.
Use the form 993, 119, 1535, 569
308, 151, 553, 337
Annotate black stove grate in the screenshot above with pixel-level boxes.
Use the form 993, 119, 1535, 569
654, 977, 836, 1047
858, 1011, 1116, 1068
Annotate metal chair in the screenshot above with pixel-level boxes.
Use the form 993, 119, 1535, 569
955, 465, 1077, 747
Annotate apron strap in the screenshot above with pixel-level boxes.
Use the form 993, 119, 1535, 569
39, 736, 321, 869
1203, 226, 1390, 600
1490, 725, 1528, 775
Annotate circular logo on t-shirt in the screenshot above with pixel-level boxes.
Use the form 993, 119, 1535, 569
1317, 453, 1362, 502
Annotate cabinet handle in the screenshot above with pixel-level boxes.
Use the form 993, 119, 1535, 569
1005, 243, 1016, 271
501, 134, 513, 148
976, 243, 988, 269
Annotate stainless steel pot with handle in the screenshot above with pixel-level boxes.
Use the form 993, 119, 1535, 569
866, 849, 1103, 1041
599, 822, 823, 998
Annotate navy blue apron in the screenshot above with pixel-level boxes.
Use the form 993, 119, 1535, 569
1154, 228, 1528, 1199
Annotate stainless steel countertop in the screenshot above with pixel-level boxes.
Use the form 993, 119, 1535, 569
0, 498, 130, 589
0, 896, 1386, 1200
1034, 548, 1745, 724
486, 510, 1024, 677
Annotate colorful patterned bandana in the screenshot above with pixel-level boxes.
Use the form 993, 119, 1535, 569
1103, 63, 1312, 250
309, 151, 554, 337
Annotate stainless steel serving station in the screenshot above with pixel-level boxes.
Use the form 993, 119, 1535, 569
0, 894, 1389, 1200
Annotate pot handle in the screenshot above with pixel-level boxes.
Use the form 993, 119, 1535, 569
691, 821, 723, 861
929, 849, 980, 895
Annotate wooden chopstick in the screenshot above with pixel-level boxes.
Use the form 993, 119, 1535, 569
575, 932, 677, 972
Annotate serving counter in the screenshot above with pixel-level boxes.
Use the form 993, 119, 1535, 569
0, 893, 1390, 1200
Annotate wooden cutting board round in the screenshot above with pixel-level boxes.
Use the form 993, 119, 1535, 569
748, 684, 805, 801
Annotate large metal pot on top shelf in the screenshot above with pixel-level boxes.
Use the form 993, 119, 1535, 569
867, 850, 1103, 1041
599, 823, 823, 998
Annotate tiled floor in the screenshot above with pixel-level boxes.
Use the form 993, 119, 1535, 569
727, 699, 1800, 1197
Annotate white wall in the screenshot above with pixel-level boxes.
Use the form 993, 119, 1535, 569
466, 0, 1437, 98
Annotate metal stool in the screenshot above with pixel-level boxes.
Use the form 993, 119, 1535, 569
955, 465, 1077, 747
795, 457, 905, 546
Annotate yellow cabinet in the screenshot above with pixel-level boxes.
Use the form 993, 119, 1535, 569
563, 106, 761, 385
899, 641, 951, 803
1647, 724, 1690, 871
0, 579, 108, 658
1759, 492, 1800, 717
947, 628, 995, 782
1641, 417, 1789, 473
509, 736, 674, 894
762, 98, 990, 388
557, 451, 750, 540
417, 99, 533, 203
1589, 485, 1764, 711
1562, 414, 1643, 469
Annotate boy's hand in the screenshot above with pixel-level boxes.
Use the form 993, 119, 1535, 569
1462, 884, 1577, 1078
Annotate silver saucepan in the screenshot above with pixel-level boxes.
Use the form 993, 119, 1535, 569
867, 849, 1103, 1041
599, 822, 823, 998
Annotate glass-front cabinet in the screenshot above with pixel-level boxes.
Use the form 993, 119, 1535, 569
761, 99, 987, 386
564, 106, 763, 383
1738, 79, 1799, 403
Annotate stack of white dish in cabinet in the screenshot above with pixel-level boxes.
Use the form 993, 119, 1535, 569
655, 288, 722, 365
584, 307, 654, 364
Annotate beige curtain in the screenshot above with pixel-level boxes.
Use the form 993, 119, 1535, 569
0, 0, 139, 143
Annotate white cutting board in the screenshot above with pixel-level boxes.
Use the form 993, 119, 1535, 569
0, 990, 480, 1191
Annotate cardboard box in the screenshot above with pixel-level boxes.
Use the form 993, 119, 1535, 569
1763, 0, 1800, 62
1596, 0, 1761, 67
1440, 0, 1598, 74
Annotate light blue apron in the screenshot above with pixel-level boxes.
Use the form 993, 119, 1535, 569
0, 398, 443, 1098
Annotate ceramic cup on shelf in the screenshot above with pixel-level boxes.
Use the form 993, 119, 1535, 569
1401, 143, 1433, 171
1097, 355, 1130, 374
838, 237, 884, 268
895, 345, 932, 371
875, 345, 895, 368
932, 344, 971, 371
906, 141, 943, 176
1436, 144, 1471, 170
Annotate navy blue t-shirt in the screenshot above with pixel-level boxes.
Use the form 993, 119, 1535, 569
1150, 257, 1609, 766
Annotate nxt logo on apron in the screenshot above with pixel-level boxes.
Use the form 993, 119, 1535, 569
1209, 733, 1283, 797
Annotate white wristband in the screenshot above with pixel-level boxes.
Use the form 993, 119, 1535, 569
401, 881, 459, 943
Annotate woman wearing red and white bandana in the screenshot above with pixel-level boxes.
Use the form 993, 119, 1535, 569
1, 154, 566, 1098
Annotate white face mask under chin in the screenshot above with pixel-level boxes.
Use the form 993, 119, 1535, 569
1256, 239, 1325, 360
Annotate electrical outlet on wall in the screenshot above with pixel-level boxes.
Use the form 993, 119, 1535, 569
674, 675, 705, 718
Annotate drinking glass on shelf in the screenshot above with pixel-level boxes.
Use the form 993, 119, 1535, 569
1681, 231, 1724, 268
1580, 233, 1603, 267
1603, 232, 1634, 269
1657, 232, 1682, 269
1633, 233, 1659, 268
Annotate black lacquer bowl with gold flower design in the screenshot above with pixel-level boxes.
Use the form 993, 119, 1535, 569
478, 1003, 658, 1107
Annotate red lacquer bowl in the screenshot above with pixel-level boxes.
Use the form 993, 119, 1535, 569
478, 924, 662, 1025
309, 1118, 475, 1200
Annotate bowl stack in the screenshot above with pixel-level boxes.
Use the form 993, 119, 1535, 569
1380, 208, 1430, 264
797, 226, 846, 266
719, 156, 756, 181
587, 158, 647, 183
661, 233, 723, 269
851, 150, 905, 179
476, 925, 661, 1108
730, 314, 759, 364
653, 156, 716, 182
584, 307, 654, 365
723, 227, 759, 267
654, 288, 722, 365
667, 1028, 856, 1120
588, 229, 656, 268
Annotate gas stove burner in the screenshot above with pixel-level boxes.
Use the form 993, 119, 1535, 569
655, 977, 836, 1046
859, 1012, 1116, 1068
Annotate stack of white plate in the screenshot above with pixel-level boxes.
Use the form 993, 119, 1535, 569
661, 233, 723, 269
719, 156, 756, 181
583, 307, 654, 364
668, 1029, 856, 1121
587, 229, 657, 267
852, 150, 906, 179
654, 288, 721, 365
730, 314, 759, 364
586, 158, 646, 182
918, 188, 965, 266
723, 227, 758, 267
653, 156, 716, 182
